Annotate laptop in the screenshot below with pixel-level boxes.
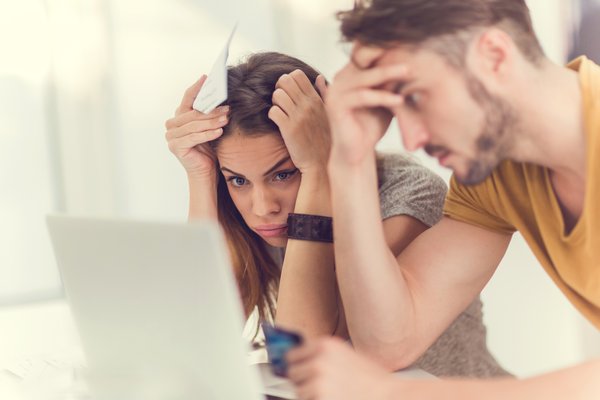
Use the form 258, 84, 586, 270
46, 215, 294, 400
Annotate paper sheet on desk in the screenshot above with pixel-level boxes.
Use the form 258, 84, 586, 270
193, 24, 237, 114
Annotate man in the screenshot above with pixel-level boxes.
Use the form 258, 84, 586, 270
285, 0, 600, 399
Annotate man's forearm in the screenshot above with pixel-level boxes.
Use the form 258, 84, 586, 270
328, 152, 421, 368
389, 359, 600, 400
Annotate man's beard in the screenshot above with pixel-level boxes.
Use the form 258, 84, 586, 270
457, 72, 518, 186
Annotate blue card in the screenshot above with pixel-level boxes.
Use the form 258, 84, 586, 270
262, 323, 303, 377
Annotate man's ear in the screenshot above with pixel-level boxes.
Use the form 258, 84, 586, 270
470, 27, 513, 79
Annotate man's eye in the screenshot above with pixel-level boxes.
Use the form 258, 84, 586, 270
392, 82, 404, 94
227, 176, 247, 187
405, 93, 421, 109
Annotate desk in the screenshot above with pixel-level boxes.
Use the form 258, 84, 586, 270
0, 300, 433, 400
0, 299, 82, 360
0, 300, 83, 399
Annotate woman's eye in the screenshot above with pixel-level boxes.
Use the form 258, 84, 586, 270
274, 169, 298, 181
228, 177, 247, 187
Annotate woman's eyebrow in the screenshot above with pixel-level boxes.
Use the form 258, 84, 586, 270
263, 156, 292, 177
220, 166, 245, 177
220, 156, 292, 178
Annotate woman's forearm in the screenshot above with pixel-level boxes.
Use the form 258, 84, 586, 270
187, 173, 218, 221
275, 171, 344, 338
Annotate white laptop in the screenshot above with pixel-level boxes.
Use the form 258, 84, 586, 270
46, 215, 293, 400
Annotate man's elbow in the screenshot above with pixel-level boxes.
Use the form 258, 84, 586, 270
352, 338, 425, 372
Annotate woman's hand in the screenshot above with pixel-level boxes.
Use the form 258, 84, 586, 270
165, 75, 230, 181
268, 70, 331, 175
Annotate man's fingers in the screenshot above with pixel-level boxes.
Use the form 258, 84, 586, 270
287, 359, 318, 386
350, 44, 386, 70
178, 74, 207, 113
335, 63, 410, 92
295, 381, 318, 400
287, 342, 320, 365
335, 89, 403, 110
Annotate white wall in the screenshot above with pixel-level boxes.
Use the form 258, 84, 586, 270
1, 0, 598, 378
0, 2, 63, 303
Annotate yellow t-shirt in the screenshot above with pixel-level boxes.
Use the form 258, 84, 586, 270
443, 56, 600, 330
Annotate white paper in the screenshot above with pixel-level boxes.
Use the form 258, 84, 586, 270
193, 24, 237, 114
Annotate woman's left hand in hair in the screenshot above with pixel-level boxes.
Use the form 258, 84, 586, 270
268, 70, 331, 175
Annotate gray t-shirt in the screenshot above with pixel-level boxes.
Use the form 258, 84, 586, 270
273, 152, 509, 378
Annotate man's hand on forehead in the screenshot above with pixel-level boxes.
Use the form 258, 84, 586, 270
350, 43, 386, 70
321, 43, 405, 165
335, 62, 410, 97
339, 43, 411, 95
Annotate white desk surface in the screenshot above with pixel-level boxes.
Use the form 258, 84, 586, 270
0, 299, 83, 399
0, 300, 433, 399
0, 299, 81, 358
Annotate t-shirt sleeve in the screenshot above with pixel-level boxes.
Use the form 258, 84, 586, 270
378, 155, 448, 227
444, 174, 516, 234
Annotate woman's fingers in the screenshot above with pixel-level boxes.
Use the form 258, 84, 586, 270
315, 75, 328, 101
166, 106, 229, 130
165, 114, 228, 141
272, 88, 294, 116
275, 73, 304, 103
177, 75, 207, 115
167, 129, 224, 155
289, 69, 319, 98
268, 105, 289, 130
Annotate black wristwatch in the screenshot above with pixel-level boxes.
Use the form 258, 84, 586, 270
286, 213, 333, 243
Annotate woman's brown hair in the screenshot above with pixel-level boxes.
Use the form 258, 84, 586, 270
210, 52, 321, 324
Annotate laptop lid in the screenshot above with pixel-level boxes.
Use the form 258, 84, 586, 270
46, 215, 264, 400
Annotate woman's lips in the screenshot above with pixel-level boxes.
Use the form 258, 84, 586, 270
254, 225, 288, 238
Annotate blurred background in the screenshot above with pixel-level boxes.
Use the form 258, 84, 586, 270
1, 0, 599, 378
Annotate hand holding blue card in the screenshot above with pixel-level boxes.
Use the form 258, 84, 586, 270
262, 323, 303, 377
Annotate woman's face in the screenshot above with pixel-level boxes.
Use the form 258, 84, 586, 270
216, 132, 301, 248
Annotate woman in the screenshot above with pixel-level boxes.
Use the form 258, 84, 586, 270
165, 52, 508, 378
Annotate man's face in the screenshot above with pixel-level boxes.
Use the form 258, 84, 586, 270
354, 43, 517, 185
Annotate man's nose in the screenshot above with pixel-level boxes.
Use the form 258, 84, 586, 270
397, 113, 429, 151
